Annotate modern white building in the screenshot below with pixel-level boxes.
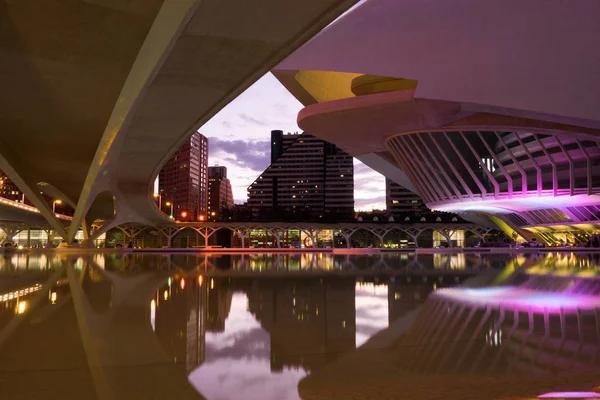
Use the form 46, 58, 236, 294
273, 0, 600, 245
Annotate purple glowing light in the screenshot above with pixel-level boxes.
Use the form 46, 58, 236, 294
435, 286, 600, 312
537, 392, 600, 398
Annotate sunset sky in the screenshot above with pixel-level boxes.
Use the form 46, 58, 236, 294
201, 72, 386, 211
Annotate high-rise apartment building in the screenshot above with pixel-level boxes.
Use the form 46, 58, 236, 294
207, 166, 234, 220
159, 132, 208, 221
386, 178, 427, 217
248, 130, 354, 220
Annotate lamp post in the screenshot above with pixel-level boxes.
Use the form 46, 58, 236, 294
165, 201, 174, 219
153, 193, 162, 210
52, 199, 62, 213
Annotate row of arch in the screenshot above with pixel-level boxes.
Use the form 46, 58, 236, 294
116, 224, 496, 249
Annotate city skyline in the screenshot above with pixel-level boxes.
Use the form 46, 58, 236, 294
201, 73, 386, 211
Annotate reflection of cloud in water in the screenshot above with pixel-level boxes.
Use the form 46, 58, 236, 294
190, 293, 307, 400
206, 327, 270, 360
204, 293, 263, 352
354, 283, 388, 347
189, 359, 306, 400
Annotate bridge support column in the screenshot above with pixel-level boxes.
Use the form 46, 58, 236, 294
159, 226, 184, 248
405, 227, 427, 248
339, 228, 358, 249
232, 228, 250, 249
269, 228, 285, 248
1, 226, 22, 246
191, 226, 218, 247
119, 225, 147, 248
435, 228, 456, 248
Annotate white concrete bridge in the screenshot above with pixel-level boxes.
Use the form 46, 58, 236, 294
0, 0, 359, 246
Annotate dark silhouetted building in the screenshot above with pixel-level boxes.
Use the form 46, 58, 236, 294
159, 132, 208, 221
248, 131, 354, 220
386, 178, 427, 217
208, 166, 233, 221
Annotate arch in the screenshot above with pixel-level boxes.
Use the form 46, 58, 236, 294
404, 226, 430, 248
379, 227, 405, 249
338, 227, 359, 248
229, 226, 252, 249
189, 226, 220, 247
170, 227, 201, 248
157, 225, 185, 248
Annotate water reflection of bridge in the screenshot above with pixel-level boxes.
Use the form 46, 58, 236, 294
0, 257, 204, 400
146, 252, 496, 278
3, 253, 600, 400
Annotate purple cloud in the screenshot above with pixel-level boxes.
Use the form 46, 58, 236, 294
238, 113, 269, 127
210, 138, 271, 172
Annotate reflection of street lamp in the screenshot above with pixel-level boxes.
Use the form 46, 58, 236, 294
52, 199, 62, 213
153, 193, 162, 210
165, 201, 173, 219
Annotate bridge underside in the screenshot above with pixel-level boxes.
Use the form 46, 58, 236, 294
0, 0, 359, 242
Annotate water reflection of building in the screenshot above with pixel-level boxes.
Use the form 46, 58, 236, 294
153, 277, 233, 372
297, 257, 600, 400
206, 278, 233, 332
247, 278, 356, 372
387, 281, 432, 324
387, 275, 473, 325
397, 263, 600, 376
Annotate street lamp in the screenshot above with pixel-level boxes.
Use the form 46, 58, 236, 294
153, 193, 162, 210
198, 215, 205, 221
181, 211, 188, 219
165, 201, 174, 219
53, 199, 62, 213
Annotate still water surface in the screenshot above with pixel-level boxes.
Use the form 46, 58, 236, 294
0, 252, 599, 399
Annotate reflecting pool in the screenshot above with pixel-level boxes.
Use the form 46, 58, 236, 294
1, 252, 599, 399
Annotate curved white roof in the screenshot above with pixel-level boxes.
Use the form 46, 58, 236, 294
278, 0, 600, 126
